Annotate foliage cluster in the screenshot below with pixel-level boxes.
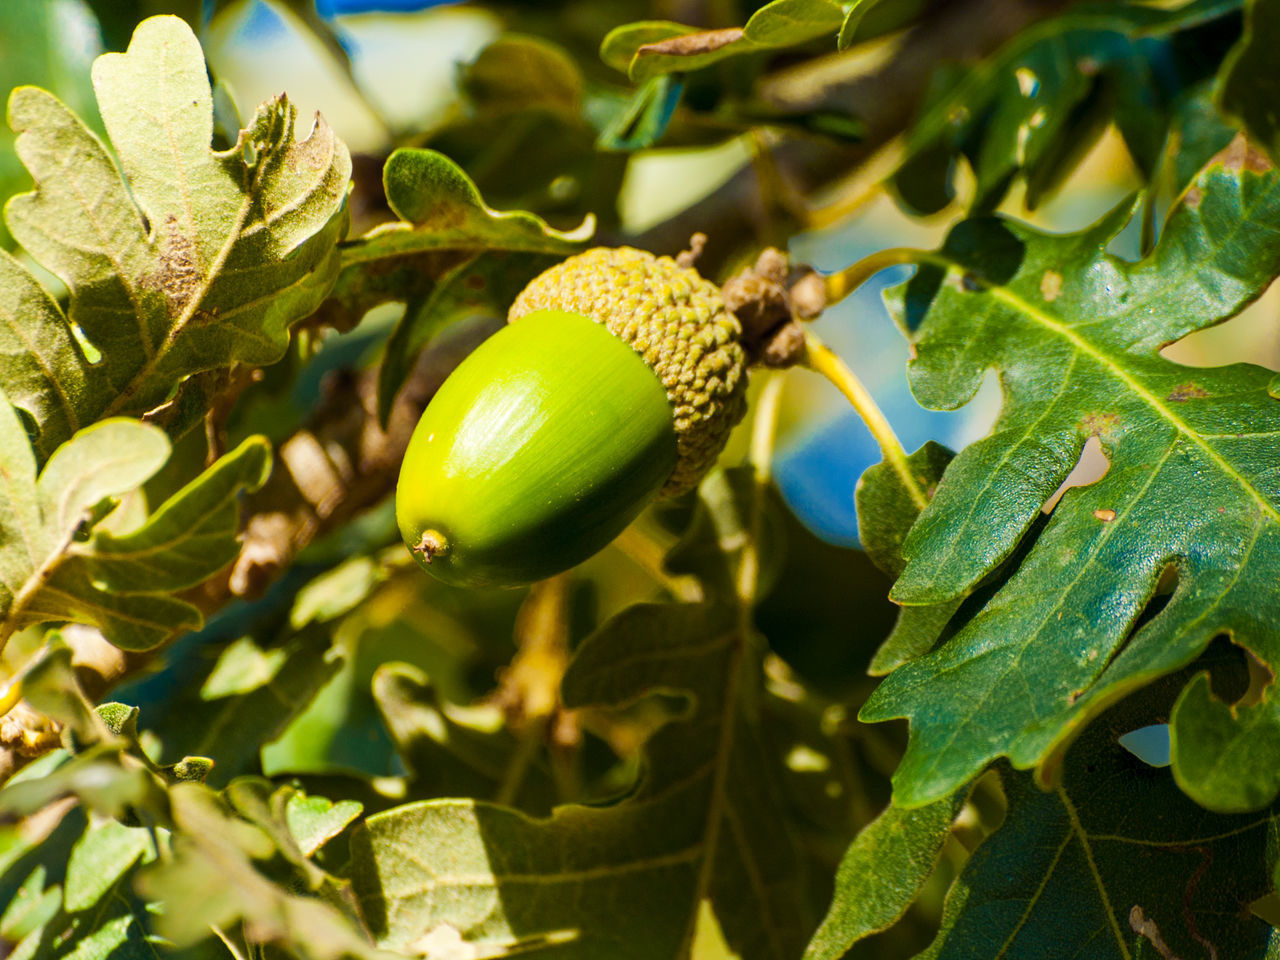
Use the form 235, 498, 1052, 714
2, 1, 1280, 958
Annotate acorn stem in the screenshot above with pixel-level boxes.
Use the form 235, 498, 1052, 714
823, 247, 922, 304
802, 331, 929, 511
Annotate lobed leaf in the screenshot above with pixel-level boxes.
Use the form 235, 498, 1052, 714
286, 791, 364, 858
350, 602, 816, 960
148, 627, 343, 785
327, 148, 592, 418
3, 16, 351, 451
340, 148, 591, 270
135, 780, 386, 957
0, 387, 270, 651
918, 675, 1280, 959
803, 790, 966, 960
862, 144, 1280, 807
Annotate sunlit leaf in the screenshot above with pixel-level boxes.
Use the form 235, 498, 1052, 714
3, 16, 350, 452
326, 148, 591, 416
862, 144, 1280, 807
135, 781, 384, 957
0, 387, 270, 650
804, 790, 965, 960
610, 0, 844, 84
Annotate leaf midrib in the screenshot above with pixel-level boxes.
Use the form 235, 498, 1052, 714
920, 250, 1280, 527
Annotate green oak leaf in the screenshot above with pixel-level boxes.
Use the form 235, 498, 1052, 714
1218, 0, 1280, 163
0, 0, 102, 249
2, 15, 350, 455
337, 148, 591, 272
854, 443, 960, 675
6, 886, 155, 960
63, 819, 153, 912
463, 34, 584, 120
803, 790, 966, 960
892, 0, 1241, 214
285, 791, 364, 858
0, 387, 270, 651
861, 145, 1280, 807
369, 661, 554, 804
919, 673, 1280, 959
1169, 671, 1280, 812
837, 0, 890, 50
146, 626, 343, 786
135, 781, 386, 957
593, 74, 684, 151
350, 603, 816, 960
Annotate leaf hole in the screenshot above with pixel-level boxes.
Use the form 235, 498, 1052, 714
1249, 892, 1280, 927
1118, 724, 1170, 767
70, 323, 103, 365
1041, 435, 1109, 513
1225, 641, 1274, 708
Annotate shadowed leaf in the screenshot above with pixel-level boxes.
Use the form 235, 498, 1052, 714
892, 0, 1242, 214
351, 603, 815, 960
1218, 0, 1280, 162
920, 676, 1280, 958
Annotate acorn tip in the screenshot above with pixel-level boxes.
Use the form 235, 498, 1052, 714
413, 529, 448, 564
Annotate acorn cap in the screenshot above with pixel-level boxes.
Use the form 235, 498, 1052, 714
509, 246, 748, 495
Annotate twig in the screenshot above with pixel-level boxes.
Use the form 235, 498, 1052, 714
491, 573, 579, 805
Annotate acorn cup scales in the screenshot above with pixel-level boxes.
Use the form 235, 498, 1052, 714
396, 247, 750, 588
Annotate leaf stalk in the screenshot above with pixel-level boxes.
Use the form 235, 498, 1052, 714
802, 331, 928, 511
822, 247, 922, 304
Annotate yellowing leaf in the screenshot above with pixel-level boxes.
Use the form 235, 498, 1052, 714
2, 15, 350, 454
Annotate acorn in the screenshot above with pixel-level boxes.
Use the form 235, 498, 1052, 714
396, 246, 749, 588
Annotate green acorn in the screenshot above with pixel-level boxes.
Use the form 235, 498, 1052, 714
396, 246, 749, 587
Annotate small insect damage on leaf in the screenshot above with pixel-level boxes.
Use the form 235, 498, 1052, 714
141, 215, 201, 316
1129, 905, 1178, 960
637, 27, 744, 58
1080, 411, 1121, 440
290, 113, 338, 174
1040, 270, 1062, 302
1167, 382, 1209, 402
1211, 135, 1273, 175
